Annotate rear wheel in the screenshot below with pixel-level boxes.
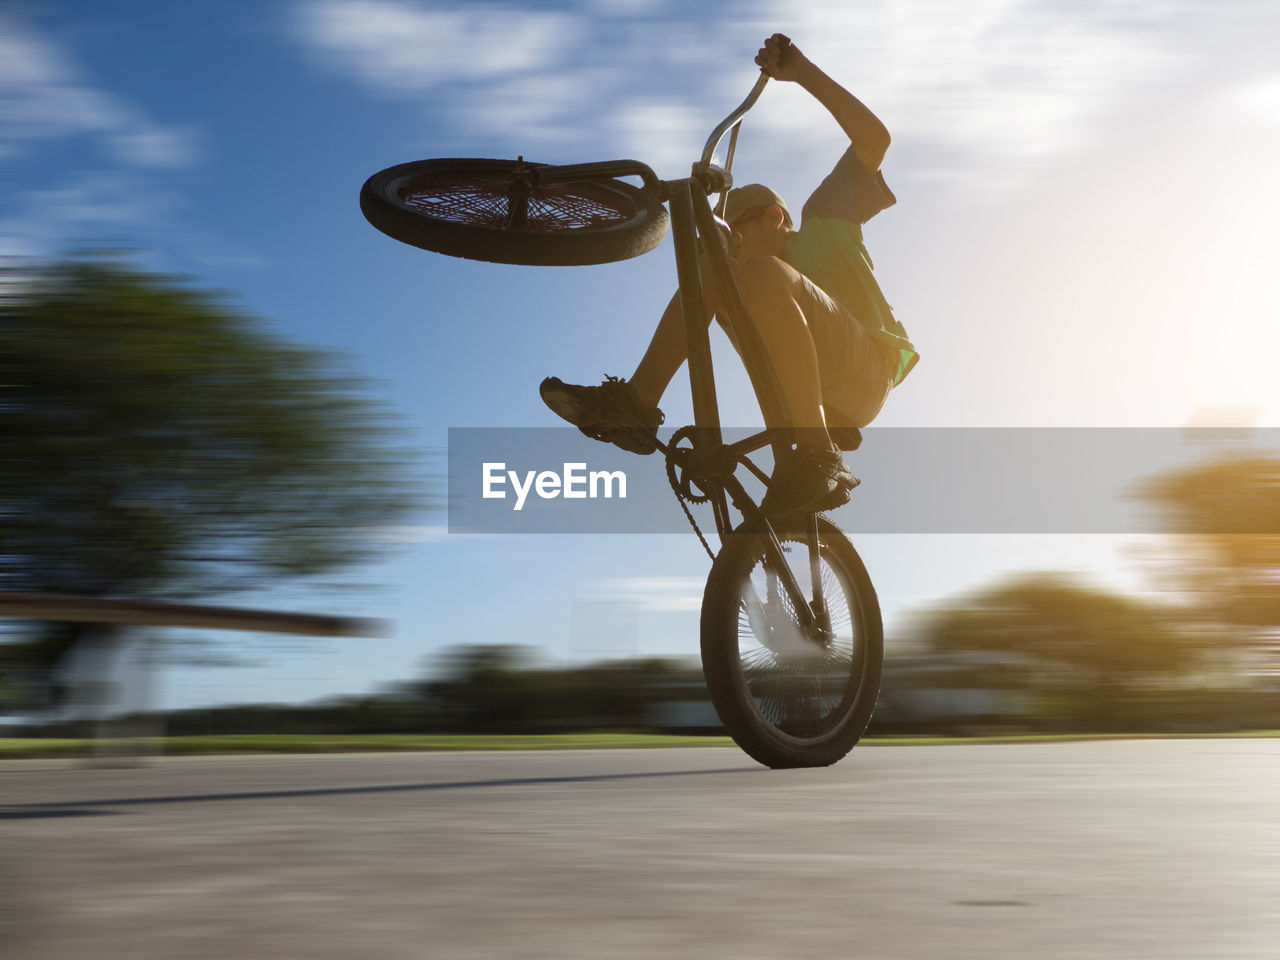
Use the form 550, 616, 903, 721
360, 158, 669, 266
701, 514, 882, 768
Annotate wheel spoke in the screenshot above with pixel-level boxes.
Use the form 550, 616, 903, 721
730, 529, 869, 741
399, 174, 637, 232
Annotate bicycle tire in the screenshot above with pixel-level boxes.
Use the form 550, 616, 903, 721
701, 514, 883, 768
360, 158, 669, 266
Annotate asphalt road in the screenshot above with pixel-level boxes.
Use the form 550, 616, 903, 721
2, 741, 1277, 959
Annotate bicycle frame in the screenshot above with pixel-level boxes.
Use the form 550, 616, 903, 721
534, 74, 832, 635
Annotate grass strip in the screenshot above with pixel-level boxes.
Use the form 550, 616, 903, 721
0, 733, 732, 758
1, 730, 1278, 759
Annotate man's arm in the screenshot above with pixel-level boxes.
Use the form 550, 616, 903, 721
755, 34, 891, 172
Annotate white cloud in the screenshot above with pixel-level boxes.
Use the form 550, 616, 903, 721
295, 0, 587, 91
1, 171, 162, 256
726, 0, 1198, 186
108, 124, 201, 170
578, 0, 666, 15
291, 0, 1270, 195
1222, 73, 1280, 128
25, 176, 152, 225
0, 14, 200, 169
590, 576, 704, 612
366, 524, 518, 544
451, 71, 606, 151
0, 233, 32, 260
293, 0, 727, 174
0, 14, 201, 257
608, 99, 707, 179
369, 524, 449, 543
0, 28, 116, 152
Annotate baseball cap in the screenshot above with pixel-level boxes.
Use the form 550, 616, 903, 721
724, 183, 791, 228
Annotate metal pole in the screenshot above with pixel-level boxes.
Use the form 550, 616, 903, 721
0, 592, 392, 638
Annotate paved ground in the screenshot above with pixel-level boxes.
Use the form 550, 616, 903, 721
2, 741, 1277, 959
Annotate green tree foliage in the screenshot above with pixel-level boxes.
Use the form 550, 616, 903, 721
1, 257, 423, 685
1137, 455, 1280, 629
416, 645, 690, 732
915, 575, 1211, 728
15, 646, 702, 737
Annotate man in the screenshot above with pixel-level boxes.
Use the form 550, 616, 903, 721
540, 34, 918, 516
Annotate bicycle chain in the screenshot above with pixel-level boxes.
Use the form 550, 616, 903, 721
664, 426, 717, 562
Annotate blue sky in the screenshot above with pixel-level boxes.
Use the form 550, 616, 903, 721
4, 0, 1278, 709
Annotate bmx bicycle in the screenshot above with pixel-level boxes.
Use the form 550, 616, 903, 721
360, 55, 883, 768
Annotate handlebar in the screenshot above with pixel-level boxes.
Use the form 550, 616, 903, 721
529, 37, 792, 209
699, 71, 771, 168
699, 35, 791, 168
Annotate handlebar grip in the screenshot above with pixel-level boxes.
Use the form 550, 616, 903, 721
775, 34, 792, 63
762, 33, 793, 75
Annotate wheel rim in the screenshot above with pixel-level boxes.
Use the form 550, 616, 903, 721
396, 171, 641, 232
735, 534, 864, 742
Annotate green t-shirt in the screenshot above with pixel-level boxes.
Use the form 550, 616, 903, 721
783, 148, 918, 386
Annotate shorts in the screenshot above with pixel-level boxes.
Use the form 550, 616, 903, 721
792, 270, 896, 427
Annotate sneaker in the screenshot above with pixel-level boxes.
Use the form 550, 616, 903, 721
760, 444, 860, 517
539, 375, 665, 455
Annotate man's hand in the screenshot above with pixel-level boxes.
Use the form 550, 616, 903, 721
755, 33, 810, 83
756, 34, 891, 171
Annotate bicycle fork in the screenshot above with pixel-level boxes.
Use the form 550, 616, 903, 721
722, 474, 832, 646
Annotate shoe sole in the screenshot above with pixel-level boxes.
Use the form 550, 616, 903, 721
762, 473, 860, 517
540, 379, 658, 455
539, 379, 586, 423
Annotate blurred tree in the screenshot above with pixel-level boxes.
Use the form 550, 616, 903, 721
0, 256, 425, 700
421, 645, 543, 732
416, 645, 688, 732
1136, 455, 1280, 631
916, 574, 1212, 728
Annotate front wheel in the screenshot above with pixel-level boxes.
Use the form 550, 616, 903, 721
701, 515, 883, 768
360, 158, 669, 266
